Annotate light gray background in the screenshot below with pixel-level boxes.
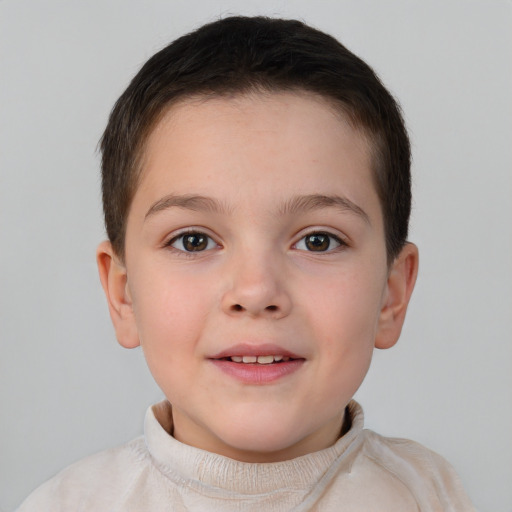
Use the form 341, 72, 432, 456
1, 1, 511, 511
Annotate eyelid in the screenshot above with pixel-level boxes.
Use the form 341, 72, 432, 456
164, 228, 221, 252
292, 228, 349, 252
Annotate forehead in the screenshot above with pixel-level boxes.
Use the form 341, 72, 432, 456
132, 91, 381, 224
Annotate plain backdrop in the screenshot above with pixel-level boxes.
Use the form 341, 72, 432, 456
1, 1, 511, 511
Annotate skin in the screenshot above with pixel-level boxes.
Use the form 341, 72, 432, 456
97, 91, 418, 463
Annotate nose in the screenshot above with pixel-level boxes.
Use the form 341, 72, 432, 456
221, 251, 292, 319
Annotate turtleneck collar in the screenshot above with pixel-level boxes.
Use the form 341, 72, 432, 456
144, 400, 364, 496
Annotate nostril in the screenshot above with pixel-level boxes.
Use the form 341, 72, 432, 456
230, 304, 278, 313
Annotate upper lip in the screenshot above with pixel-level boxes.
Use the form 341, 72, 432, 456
209, 343, 303, 359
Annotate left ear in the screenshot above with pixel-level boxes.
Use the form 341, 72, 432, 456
96, 240, 140, 349
375, 243, 419, 350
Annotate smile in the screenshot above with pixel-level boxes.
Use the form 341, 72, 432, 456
225, 355, 291, 364
210, 346, 304, 384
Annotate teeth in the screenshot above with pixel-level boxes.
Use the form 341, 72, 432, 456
229, 355, 289, 364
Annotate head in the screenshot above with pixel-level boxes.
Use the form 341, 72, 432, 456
97, 16, 418, 462
100, 16, 411, 265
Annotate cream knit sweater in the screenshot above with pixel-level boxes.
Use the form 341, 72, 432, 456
17, 400, 475, 511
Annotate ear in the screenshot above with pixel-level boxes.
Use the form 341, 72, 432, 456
374, 243, 419, 350
96, 241, 140, 349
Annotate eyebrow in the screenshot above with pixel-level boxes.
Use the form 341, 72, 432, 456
145, 194, 231, 219
279, 194, 370, 224
145, 193, 369, 224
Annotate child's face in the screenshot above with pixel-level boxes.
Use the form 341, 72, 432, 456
99, 92, 416, 462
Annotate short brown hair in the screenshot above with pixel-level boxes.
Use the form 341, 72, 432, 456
100, 16, 411, 262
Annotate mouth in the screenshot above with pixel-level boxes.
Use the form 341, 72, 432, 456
209, 344, 304, 384
217, 355, 295, 365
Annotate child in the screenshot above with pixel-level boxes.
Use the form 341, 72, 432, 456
18, 16, 475, 511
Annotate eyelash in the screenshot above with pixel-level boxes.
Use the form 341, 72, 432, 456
165, 230, 347, 255
165, 230, 219, 255
293, 231, 347, 253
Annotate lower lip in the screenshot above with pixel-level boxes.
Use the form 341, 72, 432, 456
209, 359, 304, 384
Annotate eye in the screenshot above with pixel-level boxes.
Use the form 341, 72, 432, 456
294, 232, 343, 252
168, 231, 217, 252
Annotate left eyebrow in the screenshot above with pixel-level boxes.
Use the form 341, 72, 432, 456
279, 194, 370, 224
145, 194, 231, 220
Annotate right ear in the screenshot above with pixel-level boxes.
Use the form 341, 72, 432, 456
96, 241, 140, 349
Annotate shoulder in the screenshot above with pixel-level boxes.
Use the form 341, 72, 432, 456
358, 429, 475, 511
16, 437, 150, 512
361, 429, 458, 479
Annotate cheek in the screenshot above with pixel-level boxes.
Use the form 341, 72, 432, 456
302, 266, 386, 374
309, 276, 381, 404
131, 273, 207, 402
129, 263, 215, 369
312, 270, 384, 331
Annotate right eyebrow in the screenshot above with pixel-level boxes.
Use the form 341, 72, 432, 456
279, 194, 371, 225
144, 194, 231, 220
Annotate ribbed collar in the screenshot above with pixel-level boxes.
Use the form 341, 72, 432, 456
144, 400, 364, 497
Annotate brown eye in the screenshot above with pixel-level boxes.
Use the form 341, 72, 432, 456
295, 232, 342, 252
305, 233, 330, 251
183, 234, 207, 251
170, 232, 216, 252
